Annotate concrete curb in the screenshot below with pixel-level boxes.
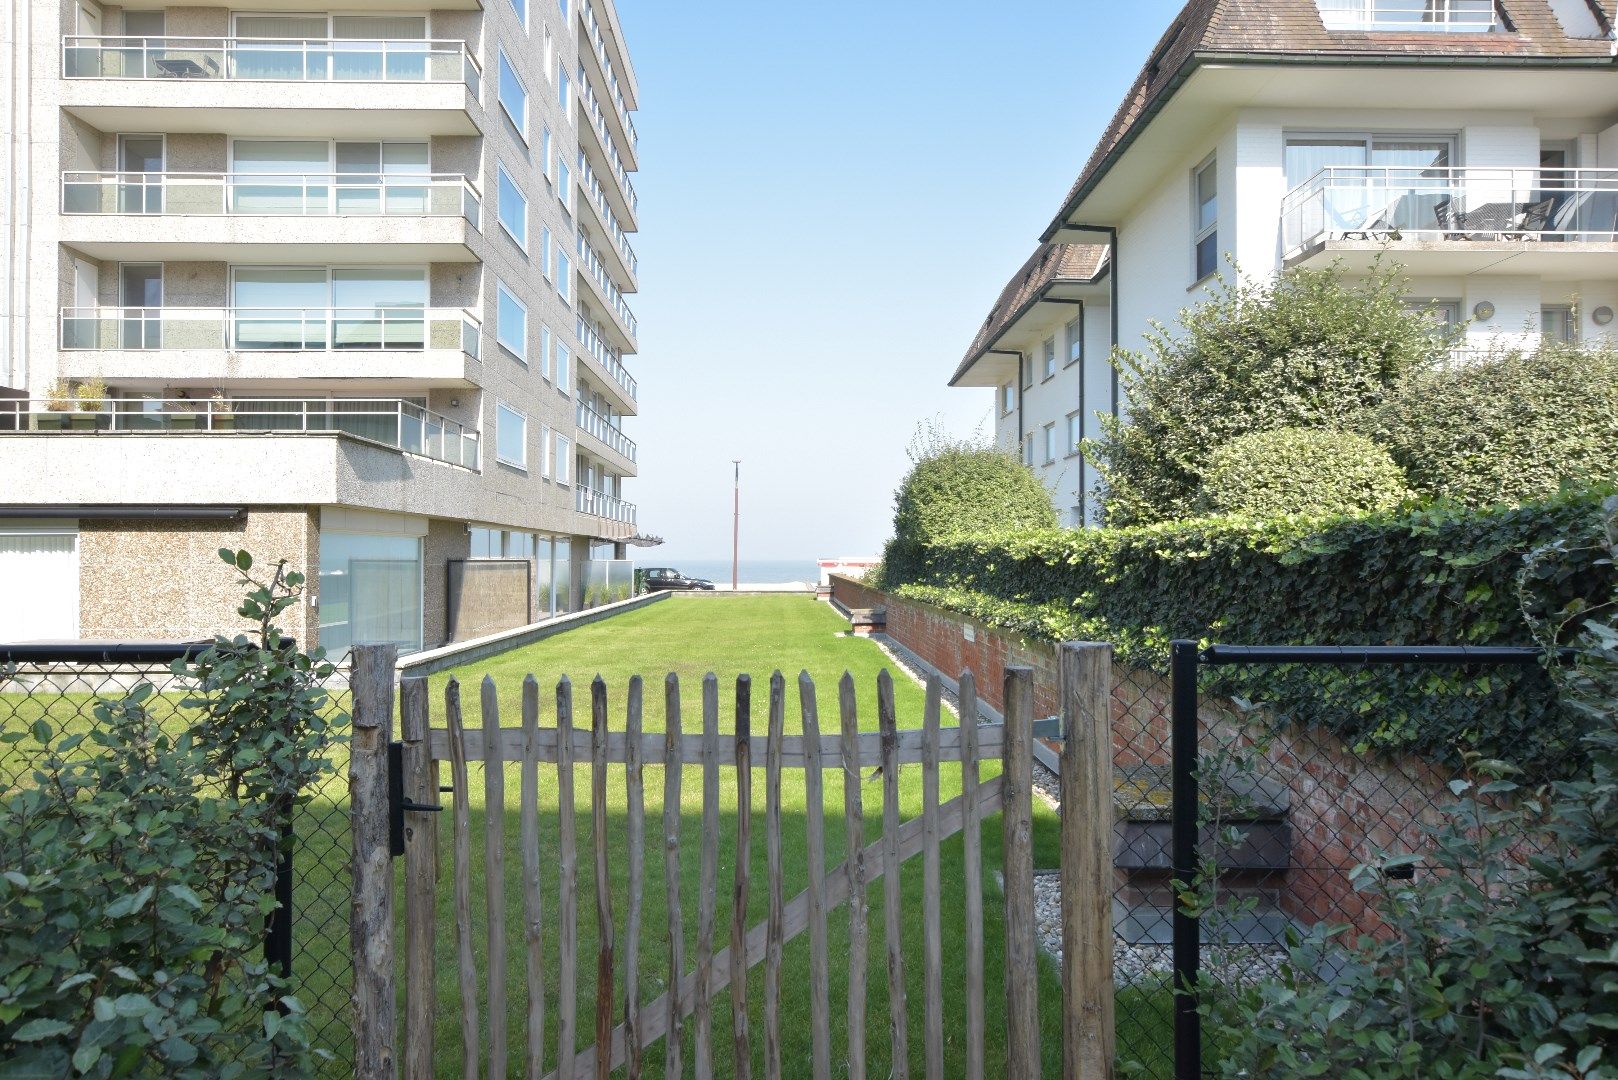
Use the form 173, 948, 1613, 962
397, 592, 668, 677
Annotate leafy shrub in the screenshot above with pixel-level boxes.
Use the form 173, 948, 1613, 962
883, 429, 1056, 583
0, 550, 336, 1077
1197, 427, 1409, 518
1086, 261, 1441, 526
1371, 342, 1618, 508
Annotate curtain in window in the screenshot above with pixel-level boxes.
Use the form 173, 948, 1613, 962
331, 16, 427, 81
232, 268, 327, 349
231, 140, 329, 214
232, 16, 326, 80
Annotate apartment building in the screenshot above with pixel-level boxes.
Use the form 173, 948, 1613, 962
955, 0, 1618, 524
0, 0, 645, 654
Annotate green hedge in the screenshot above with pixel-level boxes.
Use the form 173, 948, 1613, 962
1197, 427, 1409, 518
889, 490, 1617, 773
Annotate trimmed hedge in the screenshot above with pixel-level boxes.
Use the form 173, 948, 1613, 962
889, 489, 1617, 773
884, 446, 1056, 583
1197, 427, 1409, 518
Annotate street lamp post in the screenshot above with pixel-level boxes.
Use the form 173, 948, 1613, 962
731, 459, 741, 592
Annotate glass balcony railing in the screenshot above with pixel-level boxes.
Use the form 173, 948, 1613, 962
0, 396, 479, 469
1317, 0, 1497, 32
576, 233, 638, 339
576, 151, 638, 277
61, 171, 480, 225
1280, 166, 1618, 257
575, 485, 637, 526
61, 35, 481, 96
574, 315, 637, 402
575, 401, 636, 463
59, 306, 480, 355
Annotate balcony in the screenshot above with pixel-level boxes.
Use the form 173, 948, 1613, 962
575, 400, 636, 466
577, 0, 638, 162
1317, 0, 1497, 32
575, 484, 637, 527
577, 233, 639, 342
0, 397, 478, 469
576, 72, 639, 223
59, 37, 481, 137
575, 315, 637, 410
577, 151, 638, 280
57, 171, 480, 261
1280, 167, 1618, 277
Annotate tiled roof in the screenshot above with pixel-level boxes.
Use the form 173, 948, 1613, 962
951, 243, 1108, 385
1042, 0, 1615, 239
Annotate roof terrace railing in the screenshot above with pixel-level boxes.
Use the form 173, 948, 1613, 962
1316, 0, 1497, 32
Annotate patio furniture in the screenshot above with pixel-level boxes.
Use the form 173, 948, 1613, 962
153, 56, 214, 77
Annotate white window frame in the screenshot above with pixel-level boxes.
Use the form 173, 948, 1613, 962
1065, 411, 1083, 458
1041, 336, 1056, 381
539, 325, 553, 381
554, 432, 572, 484
1001, 381, 1015, 416
557, 159, 571, 212
556, 250, 571, 300
541, 126, 553, 181
508, 0, 527, 30
558, 66, 571, 119
1022, 435, 1034, 467
1192, 154, 1218, 283
495, 400, 528, 470
1043, 422, 1057, 465
1065, 311, 1084, 367
497, 49, 528, 141
495, 280, 527, 362
539, 422, 551, 477
496, 163, 527, 251
555, 342, 571, 393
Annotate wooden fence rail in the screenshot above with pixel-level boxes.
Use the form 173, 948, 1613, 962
351, 643, 1117, 1079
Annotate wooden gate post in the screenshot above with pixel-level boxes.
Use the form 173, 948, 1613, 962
1002, 665, 1041, 1079
349, 643, 398, 1080
1060, 643, 1117, 1079
400, 676, 438, 1080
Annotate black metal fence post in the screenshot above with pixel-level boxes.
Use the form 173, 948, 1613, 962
1170, 639, 1202, 1080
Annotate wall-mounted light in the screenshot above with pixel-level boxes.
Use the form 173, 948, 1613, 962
449, 397, 461, 408
1594, 306, 1614, 327
1472, 301, 1496, 321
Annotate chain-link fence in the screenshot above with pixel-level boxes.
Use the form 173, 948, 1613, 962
0, 644, 354, 1076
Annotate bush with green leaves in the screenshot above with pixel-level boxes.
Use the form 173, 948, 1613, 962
0, 549, 337, 1077
1196, 426, 1410, 518
1370, 342, 1618, 509
882, 425, 1056, 583
1086, 261, 1442, 526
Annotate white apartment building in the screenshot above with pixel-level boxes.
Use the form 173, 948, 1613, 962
955, 0, 1618, 525
0, 0, 645, 654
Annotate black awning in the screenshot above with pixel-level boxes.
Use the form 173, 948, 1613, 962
0, 505, 244, 520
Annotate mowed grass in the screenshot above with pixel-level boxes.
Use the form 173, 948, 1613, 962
418, 594, 1066, 1078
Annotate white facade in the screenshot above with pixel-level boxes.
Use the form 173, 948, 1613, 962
0, 0, 645, 648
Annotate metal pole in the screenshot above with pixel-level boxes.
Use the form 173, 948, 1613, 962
1170, 640, 1201, 1080
731, 459, 740, 592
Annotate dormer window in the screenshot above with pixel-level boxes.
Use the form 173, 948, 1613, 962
1317, 0, 1499, 32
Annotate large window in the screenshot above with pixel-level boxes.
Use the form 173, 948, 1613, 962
554, 433, 571, 483
1001, 381, 1015, 415
555, 342, 571, 391
1193, 156, 1218, 281
557, 159, 571, 211
318, 530, 423, 657
496, 401, 527, 468
1543, 305, 1578, 345
1043, 422, 1057, 465
1066, 312, 1083, 366
1283, 134, 1453, 188
471, 527, 538, 559
558, 67, 571, 115
230, 266, 426, 350
230, 139, 429, 215
496, 281, 527, 361
556, 251, 571, 300
497, 51, 528, 138
497, 164, 527, 249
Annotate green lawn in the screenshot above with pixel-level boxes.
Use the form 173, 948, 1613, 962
417, 595, 1066, 1077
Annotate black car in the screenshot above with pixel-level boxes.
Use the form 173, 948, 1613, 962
641, 567, 715, 592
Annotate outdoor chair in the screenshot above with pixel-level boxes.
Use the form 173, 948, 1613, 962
1503, 198, 1555, 240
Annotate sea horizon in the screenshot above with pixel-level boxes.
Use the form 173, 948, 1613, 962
642, 558, 824, 585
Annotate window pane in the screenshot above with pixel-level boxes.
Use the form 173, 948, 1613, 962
498, 166, 527, 247
556, 252, 570, 299
1066, 316, 1082, 363
1196, 234, 1218, 279
555, 344, 570, 389
1197, 163, 1217, 232
496, 403, 527, 466
318, 530, 423, 658
1283, 138, 1367, 188
497, 283, 526, 359
554, 435, 571, 482
330, 268, 426, 308
498, 51, 527, 133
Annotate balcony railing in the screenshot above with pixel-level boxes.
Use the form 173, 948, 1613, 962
575, 315, 637, 402
579, 0, 638, 153
61, 35, 481, 95
576, 69, 639, 217
575, 485, 637, 525
576, 152, 638, 276
1317, 0, 1497, 32
59, 306, 479, 355
576, 233, 638, 339
0, 396, 478, 468
575, 401, 636, 463
1280, 166, 1618, 257
61, 171, 479, 225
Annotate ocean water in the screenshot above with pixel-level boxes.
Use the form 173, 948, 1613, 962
648, 559, 820, 585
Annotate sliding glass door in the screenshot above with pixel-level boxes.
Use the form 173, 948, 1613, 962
230, 15, 427, 81
230, 140, 430, 216
229, 266, 426, 350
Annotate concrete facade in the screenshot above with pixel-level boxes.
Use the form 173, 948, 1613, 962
0, 0, 645, 651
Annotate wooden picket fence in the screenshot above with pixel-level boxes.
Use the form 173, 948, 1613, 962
348, 643, 1118, 1079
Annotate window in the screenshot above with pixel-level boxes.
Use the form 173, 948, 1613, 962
1316, 0, 1497, 33
1066, 412, 1083, 457
1404, 298, 1463, 343
1001, 381, 1015, 415
1043, 422, 1057, 465
557, 160, 571, 211
1020, 355, 1033, 390
496, 401, 527, 468
1041, 336, 1057, 381
508, 0, 526, 28
317, 530, 423, 657
1021, 436, 1034, 466
541, 126, 553, 180
540, 226, 553, 279
557, 0, 568, 18
1193, 156, 1218, 281
497, 165, 527, 249
540, 325, 553, 381
538, 423, 551, 476
229, 266, 426, 350
1066, 313, 1083, 366
556, 251, 571, 300
497, 51, 528, 138
496, 281, 527, 361
555, 342, 571, 391
558, 67, 571, 115
471, 527, 538, 559
1543, 305, 1578, 345
554, 433, 571, 483
229, 139, 428, 214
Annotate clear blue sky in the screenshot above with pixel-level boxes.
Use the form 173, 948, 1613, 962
617, 0, 1185, 562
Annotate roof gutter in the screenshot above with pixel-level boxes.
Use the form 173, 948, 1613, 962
1040, 49, 1617, 242
948, 264, 1112, 387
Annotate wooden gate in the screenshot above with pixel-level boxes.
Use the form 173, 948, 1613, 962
349, 644, 1117, 1079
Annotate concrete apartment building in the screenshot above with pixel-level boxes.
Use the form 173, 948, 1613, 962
954, 0, 1618, 526
0, 0, 645, 654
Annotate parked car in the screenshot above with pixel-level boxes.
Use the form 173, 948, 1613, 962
641, 567, 715, 592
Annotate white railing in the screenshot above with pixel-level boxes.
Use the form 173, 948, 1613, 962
1317, 0, 1497, 31
576, 233, 638, 339
575, 484, 637, 525
576, 69, 639, 217
576, 151, 638, 276
61, 35, 482, 95
579, 0, 638, 153
575, 400, 636, 462
574, 315, 637, 401
1280, 166, 1618, 256
58, 306, 479, 355
61, 171, 479, 225
0, 396, 478, 468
